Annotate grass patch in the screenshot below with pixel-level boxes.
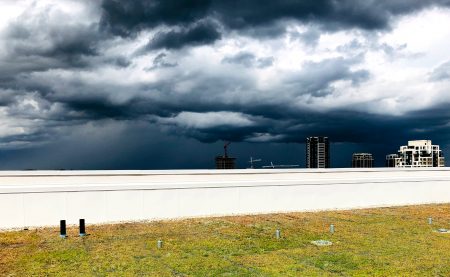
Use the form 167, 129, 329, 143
1, 204, 450, 276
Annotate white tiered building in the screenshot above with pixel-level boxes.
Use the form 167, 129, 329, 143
386, 140, 445, 167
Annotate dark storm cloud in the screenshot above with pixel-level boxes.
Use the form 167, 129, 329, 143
2, 103, 448, 169
101, 0, 450, 40
0, 5, 130, 86
0, 89, 17, 106
0, 121, 255, 170
3, 53, 372, 143
0, 42, 432, 155
143, 20, 221, 50
1, 0, 450, 170
151, 102, 450, 148
164, 123, 266, 143
100, 0, 212, 37
6, 24, 98, 58
2, 15, 101, 74
0, 130, 53, 148
63, 97, 132, 119
290, 109, 450, 145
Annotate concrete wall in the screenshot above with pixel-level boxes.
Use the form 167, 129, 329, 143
1, 168, 450, 229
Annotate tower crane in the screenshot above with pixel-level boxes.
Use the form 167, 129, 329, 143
223, 142, 231, 157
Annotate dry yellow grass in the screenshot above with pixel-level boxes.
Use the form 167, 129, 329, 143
1, 204, 450, 276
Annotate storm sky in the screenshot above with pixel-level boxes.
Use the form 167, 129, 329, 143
1, 0, 450, 169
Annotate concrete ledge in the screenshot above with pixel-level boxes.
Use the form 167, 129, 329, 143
1, 168, 450, 229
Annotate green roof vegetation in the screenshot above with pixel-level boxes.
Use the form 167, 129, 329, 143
1, 204, 450, 276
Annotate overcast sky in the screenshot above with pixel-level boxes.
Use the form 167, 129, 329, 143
0, 0, 450, 169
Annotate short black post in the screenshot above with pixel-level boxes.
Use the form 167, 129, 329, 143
60, 220, 67, 238
79, 219, 86, 237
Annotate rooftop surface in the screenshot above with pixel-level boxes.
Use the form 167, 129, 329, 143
1, 204, 449, 276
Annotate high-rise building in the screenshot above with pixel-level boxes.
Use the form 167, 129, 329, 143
386, 140, 445, 167
306, 136, 330, 168
352, 153, 374, 168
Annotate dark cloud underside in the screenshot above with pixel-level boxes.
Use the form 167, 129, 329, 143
144, 20, 221, 50
101, 0, 450, 36
98, 0, 450, 50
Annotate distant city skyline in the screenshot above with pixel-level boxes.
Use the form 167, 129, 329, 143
0, 1, 449, 170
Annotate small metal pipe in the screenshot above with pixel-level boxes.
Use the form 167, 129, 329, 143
275, 229, 281, 239
157, 240, 163, 249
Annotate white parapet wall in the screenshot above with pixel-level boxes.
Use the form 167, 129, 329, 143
1, 168, 450, 229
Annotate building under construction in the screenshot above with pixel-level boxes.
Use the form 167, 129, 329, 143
215, 142, 236, 169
